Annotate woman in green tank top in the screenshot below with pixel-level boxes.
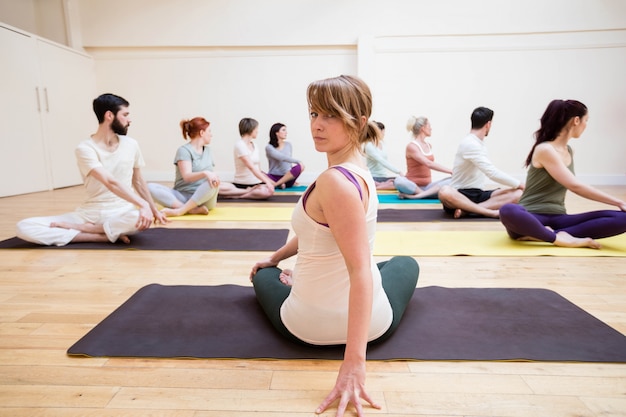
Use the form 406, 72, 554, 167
499, 100, 626, 249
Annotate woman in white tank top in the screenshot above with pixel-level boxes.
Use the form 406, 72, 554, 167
250, 75, 419, 417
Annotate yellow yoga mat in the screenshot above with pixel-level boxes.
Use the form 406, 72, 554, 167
373, 231, 626, 257
169, 206, 294, 222
169, 208, 625, 256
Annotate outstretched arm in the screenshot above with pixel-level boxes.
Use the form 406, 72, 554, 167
239, 155, 276, 188
178, 160, 220, 186
465, 142, 521, 189
311, 169, 381, 417
266, 144, 300, 164
131, 168, 169, 224
87, 166, 155, 230
406, 143, 452, 175
364, 142, 402, 175
536, 145, 626, 210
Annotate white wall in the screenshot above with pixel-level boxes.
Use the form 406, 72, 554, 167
365, 30, 626, 185
0, 0, 67, 45
5, 0, 626, 185
88, 46, 355, 182
76, 0, 626, 47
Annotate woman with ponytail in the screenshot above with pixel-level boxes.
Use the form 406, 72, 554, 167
148, 117, 257, 217
394, 116, 453, 199
499, 100, 626, 248
250, 75, 419, 417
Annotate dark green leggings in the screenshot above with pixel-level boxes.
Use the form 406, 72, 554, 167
252, 255, 420, 346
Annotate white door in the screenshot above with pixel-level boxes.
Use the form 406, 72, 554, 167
0, 26, 50, 196
37, 39, 97, 189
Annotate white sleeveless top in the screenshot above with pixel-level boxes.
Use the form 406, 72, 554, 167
280, 163, 393, 345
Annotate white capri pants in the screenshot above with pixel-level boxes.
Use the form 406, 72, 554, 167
16, 205, 141, 246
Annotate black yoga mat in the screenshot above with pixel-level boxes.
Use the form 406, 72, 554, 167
377, 208, 497, 222
0, 228, 289, 251
67, 284, 626, 362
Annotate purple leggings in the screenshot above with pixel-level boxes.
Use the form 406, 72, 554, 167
499, 203, 626, 242
266, 163, 303, 188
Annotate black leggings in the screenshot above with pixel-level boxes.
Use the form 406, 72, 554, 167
252, 256, 420, 346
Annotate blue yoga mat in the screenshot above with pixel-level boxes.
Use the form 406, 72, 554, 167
378, 194, 440, 204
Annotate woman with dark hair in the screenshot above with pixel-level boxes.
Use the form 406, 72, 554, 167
250, 75, 419, 416
499, 100, 626, 248
148, 117, 262, 216
265, 123, 305, 189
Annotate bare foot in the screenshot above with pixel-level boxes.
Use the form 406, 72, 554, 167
188, 206, 209, 215
118, 235, 131, 244
554, 231, 601, 249
161, 205, 208, 217
453, 208, 465, 219
485, 209, 500, 218
160, 208, 180, 217
279, 269, 294, 286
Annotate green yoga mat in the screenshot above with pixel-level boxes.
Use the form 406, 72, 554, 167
67, 284, 626, 362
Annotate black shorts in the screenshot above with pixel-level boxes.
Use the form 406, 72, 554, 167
232, 182, 263, 189
443, 188, 495, 214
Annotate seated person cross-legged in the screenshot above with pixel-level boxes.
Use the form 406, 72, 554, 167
264, 122, 305, 189
499, 99, 626, 248
363, 121, 404, 190
148, 117, 260, 217
394, 116, 453, 199
438, 106, 524, 218
249, 75, 420, 417
231, 117, 275, 200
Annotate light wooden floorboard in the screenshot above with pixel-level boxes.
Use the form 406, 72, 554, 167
0, 185, 624, 417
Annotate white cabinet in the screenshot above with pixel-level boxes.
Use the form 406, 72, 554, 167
0, 23, 96, 197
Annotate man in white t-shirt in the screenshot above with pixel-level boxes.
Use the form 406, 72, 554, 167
438, 107, 524, 218
16, 93, 168, 245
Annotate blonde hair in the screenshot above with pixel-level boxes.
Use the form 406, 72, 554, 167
406, 116, 428, 136
307, 74, 381, 150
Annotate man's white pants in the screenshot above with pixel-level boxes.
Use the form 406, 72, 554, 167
16, 206, 141, 246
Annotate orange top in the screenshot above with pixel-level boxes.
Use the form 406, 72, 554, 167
406, 142, 434, 186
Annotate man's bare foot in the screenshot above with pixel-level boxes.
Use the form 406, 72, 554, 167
453, 208, 465, 219
118, 235, 131, 244
554, 231, 601, 249
279, 269, 294, 286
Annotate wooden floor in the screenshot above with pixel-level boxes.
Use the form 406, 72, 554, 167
0, 185, 624, 417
